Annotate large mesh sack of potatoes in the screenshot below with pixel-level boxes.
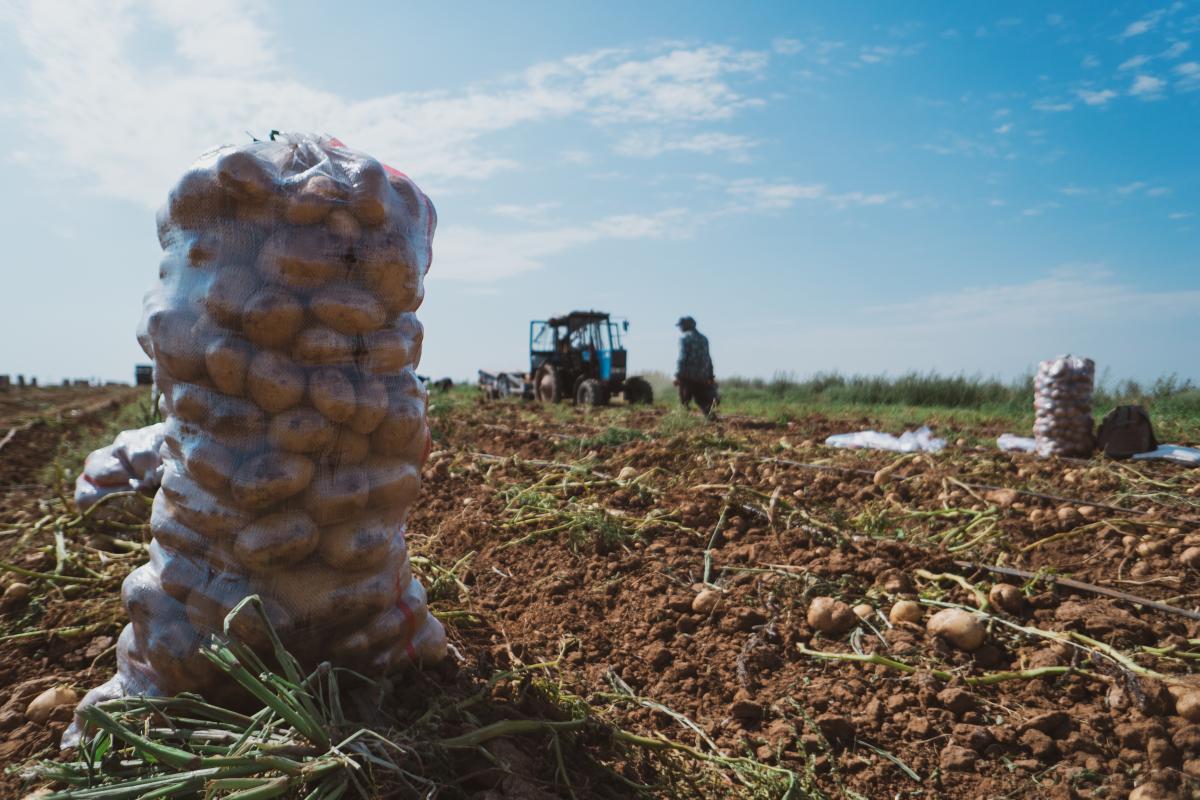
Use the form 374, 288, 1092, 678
67, 134, 446, 743
1033, 355, 1095, 457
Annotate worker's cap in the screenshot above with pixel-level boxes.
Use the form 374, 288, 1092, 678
676, 316, 696, 329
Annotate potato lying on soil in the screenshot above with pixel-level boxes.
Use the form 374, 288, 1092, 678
807, 596, 856, 635
988, 583, 1025, 615
889, 599, 922, 624
927, 608, 986, 651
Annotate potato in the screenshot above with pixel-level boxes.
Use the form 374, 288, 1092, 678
308, 368, 356, 423
216, 149, 278, 202
292, 326, 354, 366
888, 600, 922, 624
1182, 546, 1200, 569
145, 308, 207, 382
242, 287, 304, 349
152, 542, 207, 602
285, 173, 344, 225
370, 387, 426, 458
181, 437, 235, 493
205, 335, 251, 396
234, 510, 319, 571
806, 596, 855, 635
323, 428, 370, 466
365, 458, 420, 509
150, 494, 209, 556
230, 452, 314, 510
257, 228, 345, 290
349, 159, 391, 226
988, 584, 1025, 615
167, 166, 222, 228
304, 467, 369, 525
246, 351, 306, 413
318, 514, 394, 569
363, 326, 413, 373
161, 462, 252, 538
692, 589, 720, 614
325, 208, 361, 243
348, 376, 388, 434
360, 232, 420, 314
1176, 692, 1200, 723
268, 408, 336, 453
273, 559, 395, 628
122, 565, 178, 627
310, 286, 386, 334
204, 268, 261, 329
852, 603, 874, 620
926, 608, 986, 651
171, 384, 265, 440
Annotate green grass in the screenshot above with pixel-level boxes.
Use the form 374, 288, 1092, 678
717, 371, 1200, 442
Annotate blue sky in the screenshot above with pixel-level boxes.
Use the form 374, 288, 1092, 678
0, 1, 1196, 385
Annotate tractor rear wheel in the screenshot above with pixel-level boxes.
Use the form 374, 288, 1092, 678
623, 376, 654, 405
575, 379, 609, 407
535, 365, 561, 403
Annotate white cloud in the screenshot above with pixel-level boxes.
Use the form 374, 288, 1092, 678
772, 38, 803, 55
1121, 10, 1164, 39
1076, 88, 1118, 105
613, 130, 758, 161
1177, 61, 1200, 90
1145, 186, 1171, 197
1119, 55, 1151, 71
1169, 211, 1194, 220
1033, 99, 1074, 112
736, 266, 1200, 381
433, 208, 693, 282
1020, 202, 1060, 217
1117, 181, 1148, 194
1163, 41, 1190, 58
490, 202, 561, 224
1130, 74, 1167, 97
723, 179, 899, 213
1081, 54, 1101, 69
6, 0, 771, 207
994, 122, 1014, 134
1059, 185, 1093, 196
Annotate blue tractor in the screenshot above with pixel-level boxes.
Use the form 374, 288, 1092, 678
529, 311, 654, 406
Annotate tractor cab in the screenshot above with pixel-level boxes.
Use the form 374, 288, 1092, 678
528, 311, 653, 406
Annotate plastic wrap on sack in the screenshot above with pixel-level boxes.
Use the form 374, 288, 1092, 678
1032, 355, 1095, 457
67, 134, 446, 746
74, 423, 166, 516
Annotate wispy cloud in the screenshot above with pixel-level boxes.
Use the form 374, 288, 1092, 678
613, 130, 758, 161
1120, 9, 1165, 39
434, 209, 693, 282
1130, 73, 1167, 98
6, 0, 773, 206
1119, 55, 1152, 71
724, 179, 897, 212
490, 202, 562, 225
1076, 88, 1118, 106
1033, 99, 1074, 112
1177, 61, 1200, 90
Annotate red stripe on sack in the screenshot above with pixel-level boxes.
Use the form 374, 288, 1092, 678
406, 641, 417, 662
396, 595, 415, 637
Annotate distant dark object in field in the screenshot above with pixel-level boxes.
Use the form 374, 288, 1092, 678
417, 374, 453, 391
135, 364, 154, 386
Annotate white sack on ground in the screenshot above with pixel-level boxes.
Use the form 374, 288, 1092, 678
825, 426, 945, 453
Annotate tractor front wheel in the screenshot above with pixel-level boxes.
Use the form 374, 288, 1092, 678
535, 365, 562, 403
575, 379, 609, 407
623, 376, 654, 405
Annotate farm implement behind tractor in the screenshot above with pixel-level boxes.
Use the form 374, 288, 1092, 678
478, 310, 654, 406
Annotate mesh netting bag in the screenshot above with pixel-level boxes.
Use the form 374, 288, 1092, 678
68, 134, 446, 742
1033, 355, 1095, 457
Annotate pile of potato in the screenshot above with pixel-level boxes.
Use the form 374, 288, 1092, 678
75, 135, 445, 720
1033, 355, 1095, 457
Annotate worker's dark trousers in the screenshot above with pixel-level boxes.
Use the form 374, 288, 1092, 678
678, 379, 717, 415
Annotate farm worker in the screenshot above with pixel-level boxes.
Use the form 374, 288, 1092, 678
675, 316, 718, 417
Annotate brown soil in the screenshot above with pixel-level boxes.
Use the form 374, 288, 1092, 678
3, 393, 1200, 798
